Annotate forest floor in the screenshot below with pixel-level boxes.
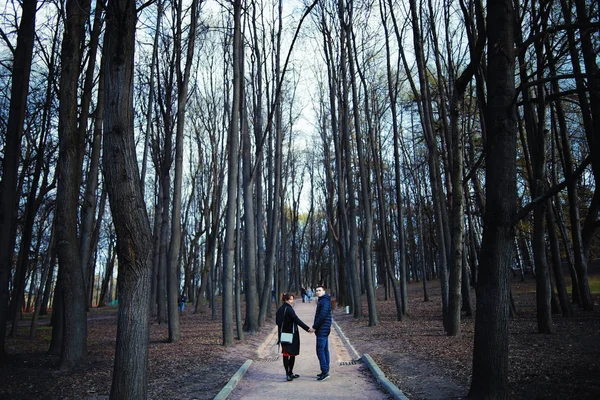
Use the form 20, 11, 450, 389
1, 273, 599, 399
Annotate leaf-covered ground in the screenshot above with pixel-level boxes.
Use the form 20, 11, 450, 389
335, 275, 600, 399
1, 274, 599, 399
1, 304, 272, 399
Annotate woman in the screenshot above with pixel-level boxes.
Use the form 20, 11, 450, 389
275, 293, 313, 381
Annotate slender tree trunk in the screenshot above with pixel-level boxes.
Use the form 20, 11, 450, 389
447, 0, 485, 335
259, 0, 284, 323
167, 0, 199, 343
56, 0, 91, 370
407, 0, 450, 330
319, 7, 347, 307
0, 0, 37, 359
546, 201, 573, 317
347, 11, 373, 322
469, 0, 516, 397
337, 0, 361, 316
379, 0, 409, 314
222, 0, 243, 346
78, 4, 104, 309
10, 106, 50, 336
561, 0, 595, 311
30, 224, 55, 338
373, 137, 403, 321
103, 0, 153, 396
140, 0, 162, 199
98, 235, 116, 307
242, 98, 259, 332
516, 2, 552, 333
251, 1, 266, 322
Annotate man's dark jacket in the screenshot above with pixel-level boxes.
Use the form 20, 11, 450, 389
312, 293, 332, 337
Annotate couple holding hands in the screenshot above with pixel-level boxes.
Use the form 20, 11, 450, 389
275, 285, 332, 382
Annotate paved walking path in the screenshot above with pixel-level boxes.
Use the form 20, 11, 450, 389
220, 301, 398, 399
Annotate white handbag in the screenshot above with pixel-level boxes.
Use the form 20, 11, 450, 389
280, 332, 294, 343
279, 308, 294, 344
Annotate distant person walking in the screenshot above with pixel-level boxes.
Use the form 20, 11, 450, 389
276, 293, 314, 381
312, 285, 332, 381
306, 287, 314, 303
178, 293, 187, 313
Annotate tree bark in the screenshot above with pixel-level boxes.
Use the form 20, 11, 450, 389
469, 0, 516, 397
407, 0, 450, 330
78, 3, 104, 309
560, 0, 595, 311
0, 0, 37, 358
56, 0, 91, 370
222, 0, 243, 346
241, 45, 259, 333
102, 0, 153, 396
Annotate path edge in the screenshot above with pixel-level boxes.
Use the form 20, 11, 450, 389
363, 353, 410, 400
333, 319, 409, 400
213, 359, 252, 400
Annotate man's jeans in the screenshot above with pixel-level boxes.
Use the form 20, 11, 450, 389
316, 335, 330, 374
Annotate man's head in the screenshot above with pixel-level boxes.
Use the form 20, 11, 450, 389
315, 285, 326, 297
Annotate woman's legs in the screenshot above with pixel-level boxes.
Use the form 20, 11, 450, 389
283, 355, 290, 375
282, 355, 298, 380
288, 356, 296, 375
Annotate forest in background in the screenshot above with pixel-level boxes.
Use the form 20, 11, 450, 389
0, 0, 598, 398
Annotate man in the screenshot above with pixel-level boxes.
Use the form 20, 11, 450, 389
312, 285, 332, 381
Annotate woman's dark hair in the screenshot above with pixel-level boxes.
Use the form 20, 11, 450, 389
282, 293, 294, 301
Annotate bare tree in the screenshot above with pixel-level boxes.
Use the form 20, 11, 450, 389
167, 0, 202, 343
469, 0, 516, 397
0, 0, 37, 358
222, 0, 243, 346
102, 0, 153, 396
55, 0, 91, 369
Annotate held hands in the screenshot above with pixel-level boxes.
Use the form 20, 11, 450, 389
308, 328, 315, 334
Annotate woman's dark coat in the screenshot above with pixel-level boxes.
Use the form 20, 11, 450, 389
275, 302, 310, 355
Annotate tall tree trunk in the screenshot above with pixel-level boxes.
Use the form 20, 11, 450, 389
222, 0, 243, 346
381, 2, 408, 315
469, 0, 516, 397
407, 0, 450, 330
78, 3, 104, 309
241, 50, 259, 333
259, 0, 284, 323
56, 0, 91, 370
338, 0, 361, 316
516, 2, 552, 333
0, 0, 37, 358
10, 99, 51, 336
447, 0, 485, 336
103, 0, 153, 396
561, 0, 595, 311
167, 0, 200, 343
251, 1, 266, 321
347, 9, 373, 322
318, 6, 347, 307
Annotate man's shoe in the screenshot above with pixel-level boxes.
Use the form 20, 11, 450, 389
291, 374, 300, 379
317, 372, 323, 378
317, 373, 330, 381
286, 375, 293, 381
